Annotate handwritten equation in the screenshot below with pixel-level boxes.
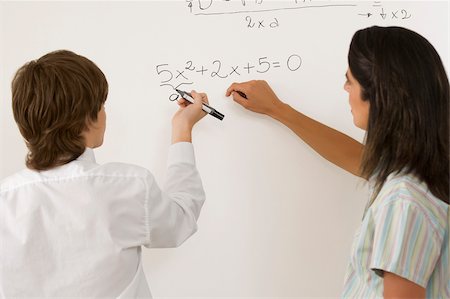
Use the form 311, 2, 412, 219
185, 1, 412, 29
358, 7, 411, 20
156, 54, 302, 101
185, 0, 357, 15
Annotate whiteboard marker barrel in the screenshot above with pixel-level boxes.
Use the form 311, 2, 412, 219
175, 89, 224, 121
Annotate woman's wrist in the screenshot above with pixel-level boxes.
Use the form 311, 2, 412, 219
268, 101, 289, 122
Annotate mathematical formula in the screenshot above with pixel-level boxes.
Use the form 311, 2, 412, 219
358, 7, 411, 20
156, 1, 415, 100
185, 0, 412, 29
156, 54, 302, 101
185, 0, 356, 15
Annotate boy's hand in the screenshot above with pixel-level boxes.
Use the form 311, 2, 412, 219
171, 91, 208, 143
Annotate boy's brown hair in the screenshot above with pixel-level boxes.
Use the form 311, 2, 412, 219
12, 50, 108, 171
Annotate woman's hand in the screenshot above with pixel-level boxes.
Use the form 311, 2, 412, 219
226, 80, 284, 118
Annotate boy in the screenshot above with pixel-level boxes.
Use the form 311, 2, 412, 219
0, 50, 208, 297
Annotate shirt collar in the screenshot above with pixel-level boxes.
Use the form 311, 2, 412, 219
76, 148, 96, 163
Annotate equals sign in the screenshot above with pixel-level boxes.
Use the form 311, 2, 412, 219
373, 1, 382, 7
272, 62, 281, 68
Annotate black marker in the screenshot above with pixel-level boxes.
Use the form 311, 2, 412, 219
175, 89, 224, 121
235, 90, 247, 99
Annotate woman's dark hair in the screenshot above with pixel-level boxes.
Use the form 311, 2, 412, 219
12, 50, 108, 171
348, 26, 449, 204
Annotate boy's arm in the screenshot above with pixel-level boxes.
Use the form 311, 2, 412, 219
144, 91, 207, 247
144, 142, 205, 248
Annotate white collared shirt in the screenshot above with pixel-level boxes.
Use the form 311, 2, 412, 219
0, 142, 205, 298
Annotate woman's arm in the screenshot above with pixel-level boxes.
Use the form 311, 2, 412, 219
384, 272, 426, 299
226, 80, 364, 177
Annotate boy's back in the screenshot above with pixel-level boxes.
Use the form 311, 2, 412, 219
1, 50, 208, 297
0, 144, 204, 297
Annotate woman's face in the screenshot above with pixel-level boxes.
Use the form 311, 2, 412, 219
344, 68, 370, 130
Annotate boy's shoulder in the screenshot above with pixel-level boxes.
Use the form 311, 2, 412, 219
75, 148, 151, 178
92, 161, 152, 179
0, 161, 153, 194
0, 169, 32, 193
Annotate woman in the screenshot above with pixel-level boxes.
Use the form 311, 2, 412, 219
226, 26, 449, 298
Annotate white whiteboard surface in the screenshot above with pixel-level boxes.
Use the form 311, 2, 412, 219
0, 1, 448, 297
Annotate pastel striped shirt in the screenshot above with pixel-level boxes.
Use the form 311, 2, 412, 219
342, 173, 449, 298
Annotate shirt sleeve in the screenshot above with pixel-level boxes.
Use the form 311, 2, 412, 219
369, 192, 443, 288
143, 142, 206, 248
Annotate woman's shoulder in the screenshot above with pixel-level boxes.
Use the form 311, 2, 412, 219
371, 172, 448, 231
380, 172, 443, 200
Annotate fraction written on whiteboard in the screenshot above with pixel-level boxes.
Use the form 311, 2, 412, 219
185, 0, 412, 29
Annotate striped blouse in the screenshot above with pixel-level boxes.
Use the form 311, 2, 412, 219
342, 173, 449, 298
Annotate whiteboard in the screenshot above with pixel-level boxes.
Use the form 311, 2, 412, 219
0, 1, 448, 297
